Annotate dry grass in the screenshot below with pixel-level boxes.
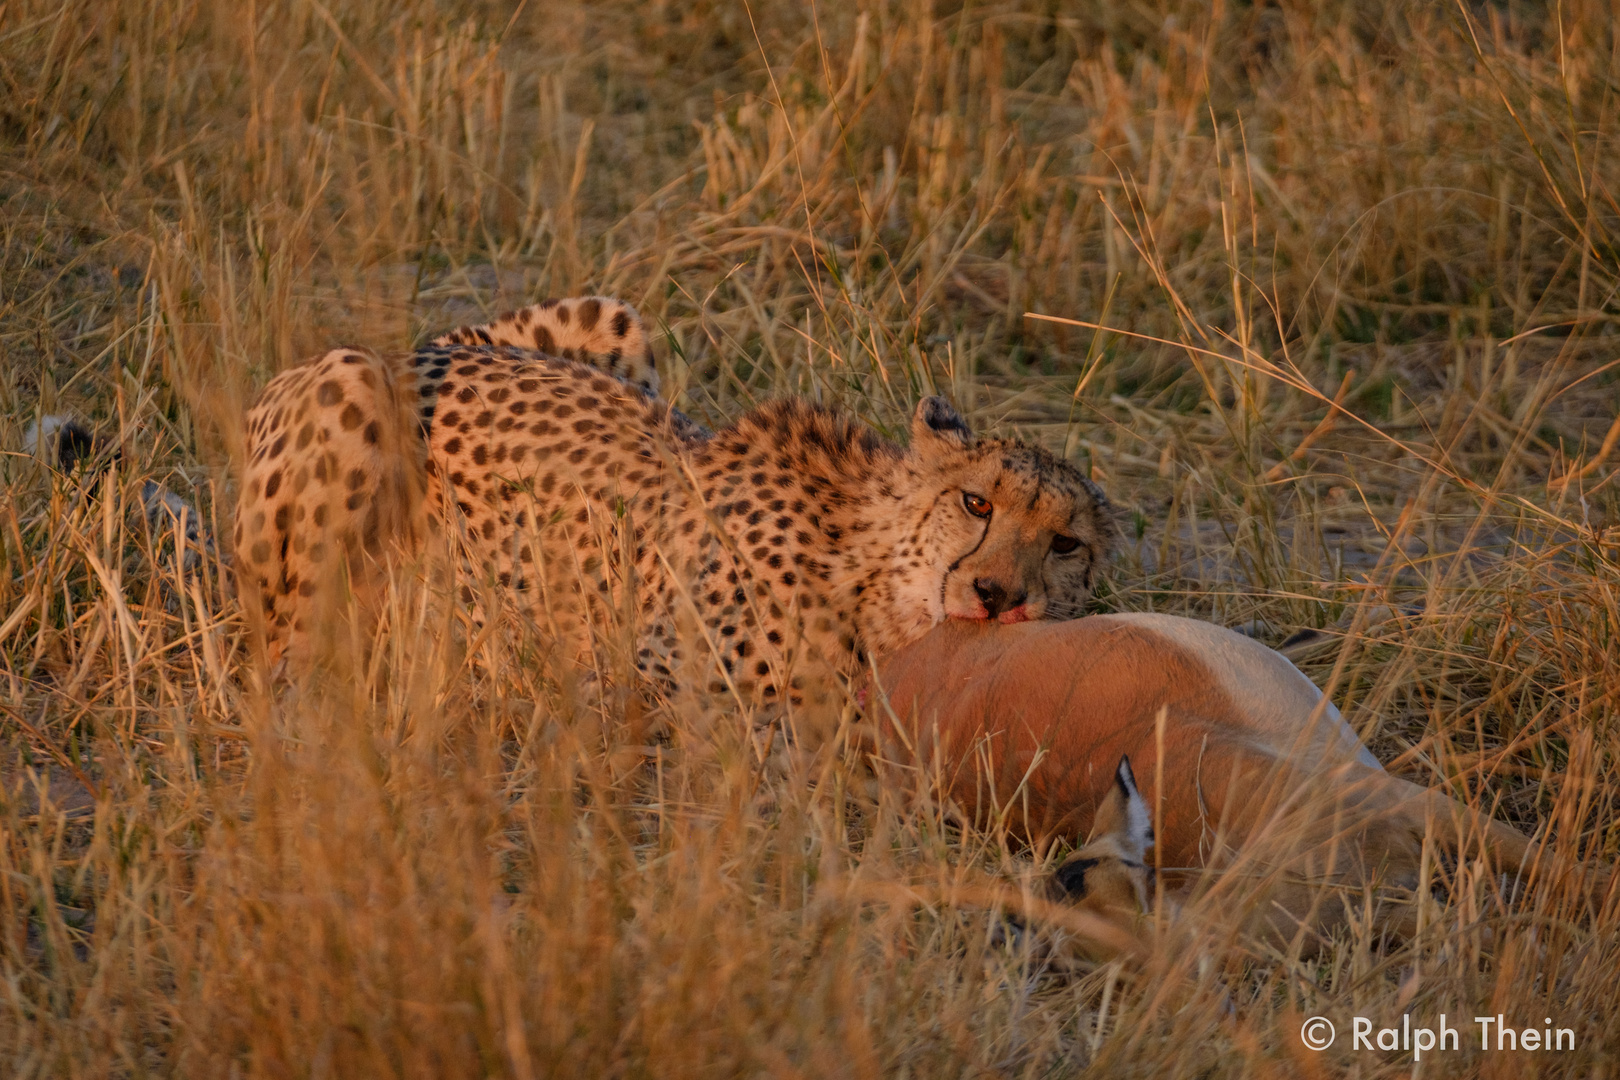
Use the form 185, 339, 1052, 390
3, 0, 1620, 1075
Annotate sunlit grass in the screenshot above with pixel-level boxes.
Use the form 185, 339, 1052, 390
2, 1, 1619, 1075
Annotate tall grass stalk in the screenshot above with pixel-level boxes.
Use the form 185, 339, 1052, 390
3, 1, 1619, 1075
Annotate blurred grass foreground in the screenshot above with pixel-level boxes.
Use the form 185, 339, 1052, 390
3, 0, 1620, 1075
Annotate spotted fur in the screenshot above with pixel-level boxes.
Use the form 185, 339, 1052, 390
431, 295, 658, 395
234, 298, 1113, 696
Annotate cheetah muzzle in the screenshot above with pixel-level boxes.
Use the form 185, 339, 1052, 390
234, 297, 1112, 702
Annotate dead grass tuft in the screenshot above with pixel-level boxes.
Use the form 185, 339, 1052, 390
3, 0, 1619, 1075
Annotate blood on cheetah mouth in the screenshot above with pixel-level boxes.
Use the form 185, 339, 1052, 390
946, 607, 1034, 625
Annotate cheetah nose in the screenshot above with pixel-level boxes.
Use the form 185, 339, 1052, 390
972, 579, 1026, 618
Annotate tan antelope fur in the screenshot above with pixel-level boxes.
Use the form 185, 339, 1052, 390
1042, 755, 1157, 955
872, 613, 1606, 951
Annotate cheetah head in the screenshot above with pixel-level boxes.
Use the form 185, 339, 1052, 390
890, 397, 1112, 636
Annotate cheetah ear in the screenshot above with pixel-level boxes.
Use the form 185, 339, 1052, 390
910, 396, 973, 453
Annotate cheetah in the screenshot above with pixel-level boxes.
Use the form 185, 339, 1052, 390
233, 296, 1113, 702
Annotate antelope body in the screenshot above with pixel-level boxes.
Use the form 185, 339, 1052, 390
872, 613, 1580, 949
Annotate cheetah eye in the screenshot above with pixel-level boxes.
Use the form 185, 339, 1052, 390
962, 492, 992, 519
1050, 533, 1082, 556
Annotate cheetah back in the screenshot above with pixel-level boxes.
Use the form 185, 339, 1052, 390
432, 296, 659, 396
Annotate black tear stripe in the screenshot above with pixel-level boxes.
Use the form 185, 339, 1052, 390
936, 492, 990, 611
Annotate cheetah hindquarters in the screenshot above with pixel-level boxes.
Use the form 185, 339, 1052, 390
234, 345, 431, 670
